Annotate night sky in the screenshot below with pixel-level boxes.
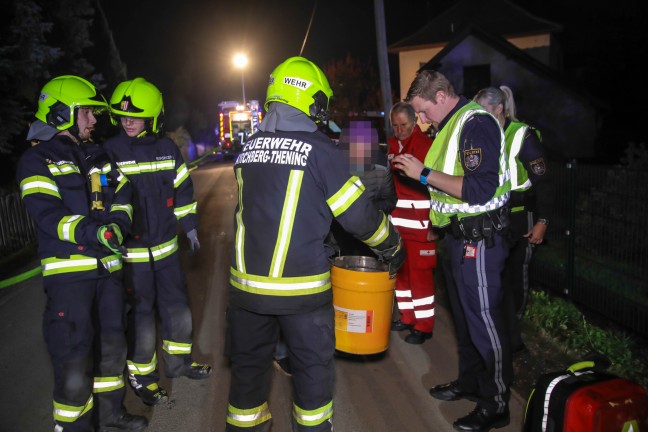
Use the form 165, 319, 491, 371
101, 0, 648, 149
101, 0, 415, 116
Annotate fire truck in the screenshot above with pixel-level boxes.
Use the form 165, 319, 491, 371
217, 100, 262, 158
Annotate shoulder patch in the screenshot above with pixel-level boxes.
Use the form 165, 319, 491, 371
463, 148, 482, 171
530, 157, 546, 175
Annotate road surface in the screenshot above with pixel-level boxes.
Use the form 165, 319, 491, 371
0, 161, 527, 431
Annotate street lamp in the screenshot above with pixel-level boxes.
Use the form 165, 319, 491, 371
233, 53, 248, 107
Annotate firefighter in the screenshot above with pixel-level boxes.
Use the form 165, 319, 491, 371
104, 77, 211, 407
225, 56, 405, 432
387, 101, 438, 344
16, 75, 147, 432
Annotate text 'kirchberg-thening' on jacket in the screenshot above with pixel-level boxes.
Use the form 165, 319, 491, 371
236, 137, 313, 167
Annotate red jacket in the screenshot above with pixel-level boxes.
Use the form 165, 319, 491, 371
387, 125, 433, 242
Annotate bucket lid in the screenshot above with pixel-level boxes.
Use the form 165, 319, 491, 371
331, 255, 388, 273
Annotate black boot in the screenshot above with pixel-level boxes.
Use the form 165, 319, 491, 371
132, 382, 169, 406
167, 362, 212, 380
99, 413, 148, 432
453, 406, 510, 431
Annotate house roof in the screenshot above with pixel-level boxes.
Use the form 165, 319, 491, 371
388, 0, 563, 52
418, 25, 607, 109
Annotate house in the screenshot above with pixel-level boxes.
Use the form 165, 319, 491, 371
388, 0, 603, 159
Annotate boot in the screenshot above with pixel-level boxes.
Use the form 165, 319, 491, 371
99, 413, 148, 432
167, 362, 212, 380
132, 382, 169, 406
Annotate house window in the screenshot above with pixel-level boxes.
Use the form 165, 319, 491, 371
464, 65, 490, 99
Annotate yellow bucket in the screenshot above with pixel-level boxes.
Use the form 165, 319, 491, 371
331, 256, 395, 355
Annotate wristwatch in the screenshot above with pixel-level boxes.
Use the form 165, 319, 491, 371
537, 218, 549, 226
420, 167, 432, 185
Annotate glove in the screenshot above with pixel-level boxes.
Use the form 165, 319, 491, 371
187, 228, 200, 255
372, 239, 406, 278
97, 223, 127, 255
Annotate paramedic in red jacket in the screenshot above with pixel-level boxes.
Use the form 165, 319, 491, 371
387, 102, 437, 344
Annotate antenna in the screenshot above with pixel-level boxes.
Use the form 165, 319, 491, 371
300, 0, 318, 56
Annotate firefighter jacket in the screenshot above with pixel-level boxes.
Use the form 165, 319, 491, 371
103, 131, 198, 268
230, 129, 402, 315
387, 125, 433, 242
16, 135, 132, 279
425, 99, 510, 227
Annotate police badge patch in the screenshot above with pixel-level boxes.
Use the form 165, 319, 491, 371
463, 148, 482, 170
530, 158, 546, 175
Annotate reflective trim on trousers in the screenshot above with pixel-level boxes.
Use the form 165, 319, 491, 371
163, 340, 192, 355
53, 395, 93, 423
127, 352, 158, 376
293, 400, 333, 427
93, 375, 125, 393
226, 402, 272, 428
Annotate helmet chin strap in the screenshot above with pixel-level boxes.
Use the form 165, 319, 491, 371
309, 90, 330, 123
67, 124, 83, 143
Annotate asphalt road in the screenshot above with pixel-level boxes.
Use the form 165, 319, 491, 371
0, 161, 527, 432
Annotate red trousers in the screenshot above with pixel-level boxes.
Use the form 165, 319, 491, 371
394, 239, 437, 333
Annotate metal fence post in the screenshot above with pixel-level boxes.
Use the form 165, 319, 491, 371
565, 159, 577, 296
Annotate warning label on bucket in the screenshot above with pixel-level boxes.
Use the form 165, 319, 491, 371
334, 305, 374, 333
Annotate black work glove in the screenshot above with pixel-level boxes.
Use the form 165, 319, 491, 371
372, 239, 406, 278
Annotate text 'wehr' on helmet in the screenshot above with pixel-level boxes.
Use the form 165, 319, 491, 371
35, 75, 108, 131
110, 77, 164, 134
264, 56, 333, 123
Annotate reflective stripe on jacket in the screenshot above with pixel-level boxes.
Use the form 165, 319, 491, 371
230, 129, 401, 314
104, 132, 198, 265
424, 101, 510, 227
16, 136, 132, 276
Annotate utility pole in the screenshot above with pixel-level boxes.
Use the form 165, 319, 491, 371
374, 0, 393, 138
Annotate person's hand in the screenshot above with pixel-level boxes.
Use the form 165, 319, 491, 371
392, 153, 425, 181
373, 239, 406, 278
187, 228, 200, 255
427, 227, 440, 241
97, 223, 127, 255
522, 222, 547, 245
385, 242, 406, 278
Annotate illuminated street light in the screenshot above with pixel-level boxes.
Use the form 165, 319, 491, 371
233, 53, 248, 106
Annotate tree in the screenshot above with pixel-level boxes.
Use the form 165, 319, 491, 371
323, 53, 382, 126
0, 0, 61, 155
0, 0, 126, 188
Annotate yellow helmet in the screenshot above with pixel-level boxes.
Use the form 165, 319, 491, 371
265, 56, 333, 122
35, 75, 107, 131
110, 77, 164, 133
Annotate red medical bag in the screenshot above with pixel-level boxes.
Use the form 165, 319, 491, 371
524, 357, 648, 431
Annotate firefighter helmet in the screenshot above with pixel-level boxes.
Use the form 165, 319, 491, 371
35, 75, 108, 131
110, 77, 164, 133
264, 56, 333, 122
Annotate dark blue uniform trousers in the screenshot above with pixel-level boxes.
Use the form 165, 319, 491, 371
226, 303, 335, 432
125, 252, 194, 384
44, 269, 128, 431
502, 210, 534, 350
444, 233, 513, 414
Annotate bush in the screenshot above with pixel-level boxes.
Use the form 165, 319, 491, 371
526, 289, 648, 389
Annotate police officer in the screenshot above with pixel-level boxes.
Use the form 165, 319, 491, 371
387, 101, 438, 344
104, 78, 211, 407
474, 85, 554, 353
226, 56, 405, 432
393, 70, 512, 432
17, 75, 147, 432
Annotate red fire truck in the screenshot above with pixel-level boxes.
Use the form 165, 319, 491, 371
217, 100, 262, 158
